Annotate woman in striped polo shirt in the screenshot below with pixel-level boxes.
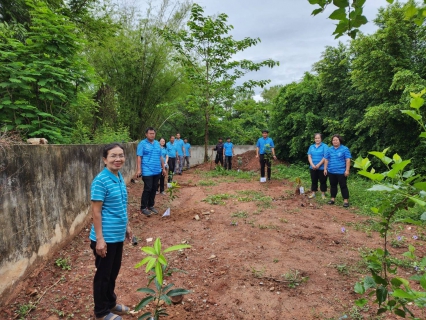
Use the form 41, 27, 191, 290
89, 143, 132, 320
324, 134, 352, 207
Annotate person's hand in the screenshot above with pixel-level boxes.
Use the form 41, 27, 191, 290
323, 169, 328, 176
136, 170, 141, 178
344, 170, 350, 177
162, 168, 167, 176
96, 238, 107, 258
273, 155, 277, 160
126, 226, 133, 243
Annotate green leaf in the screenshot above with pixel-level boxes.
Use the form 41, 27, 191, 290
135, 296, 155, 311
401, 109, 422, 121
394, 309, 406, 317
154, 238, 162, 255
155, 261, 163, 285
333, 0, 349, 9
414, 182, 426, 191
355, 298, 368, 307
141, 247, 157, 256
138, 312, 153, 320
364, 276, 376, 290
166, 288, 192, 297
368, 185, 394, 192
329, 8, 347, 20
421, 212, 426, 221
136, 287, 156, 295
420, 274, 426, 290
145, 257, 156, 273
161, 294, 172, 305
163, 244, 191, 253
158, 254, 167, 266
392, 289, 415, 299
134, 256, 152, 269
354, 282, 365, 294
405, 4, 419, 20
357, 171, 385, 181
408, 196, 426, 207
376, 286, 388, 304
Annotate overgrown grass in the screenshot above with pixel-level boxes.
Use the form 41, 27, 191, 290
274, 164, 424, 220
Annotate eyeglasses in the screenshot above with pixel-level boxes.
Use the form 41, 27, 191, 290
109, 154, 125, 159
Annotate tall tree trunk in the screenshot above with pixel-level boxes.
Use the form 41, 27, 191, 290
204, 110, 209, 162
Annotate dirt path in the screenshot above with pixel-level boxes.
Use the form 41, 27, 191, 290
2, 155, 425, 320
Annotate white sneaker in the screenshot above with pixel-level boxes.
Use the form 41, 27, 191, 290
156, 191, 159, 195
160, 192, 166, 195
308, 193, 316, 199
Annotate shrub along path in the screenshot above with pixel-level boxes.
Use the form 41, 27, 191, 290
2, 153, 425, 320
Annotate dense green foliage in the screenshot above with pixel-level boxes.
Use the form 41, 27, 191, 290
272, 2, 426, 173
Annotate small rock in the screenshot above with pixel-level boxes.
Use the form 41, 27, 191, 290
146, 238, 153, 243
202, 212, 210, 215
210, 210, 215, 213
269, 287, 275, 291
26, 288, 38, 296
259, 282, 264, 285
194, 215, 200, 221
208, 255, 216, 260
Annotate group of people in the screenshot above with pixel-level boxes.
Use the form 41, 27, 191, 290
87, 128, 351, 320
213, 130, 277, 176
307, 133, 351, 207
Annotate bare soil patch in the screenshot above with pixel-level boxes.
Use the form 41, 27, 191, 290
2, 152, 425, 320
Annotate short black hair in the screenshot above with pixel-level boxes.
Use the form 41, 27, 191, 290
102, 143, 124, 159
145, 127, 156, 133
331, 134, 343, 144
262, 129, 269, 133
226, 137, 231, 140
219, 137, 223, 140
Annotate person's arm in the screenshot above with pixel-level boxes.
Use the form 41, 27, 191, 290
324, 159, 328, 176
317, 158, 325, 167
232, 145, 235, 156
137, 156, 142, 177
92, 201, 107, 258
256, 146, 259, 158
126, 225, 132, 243
189, 146, 191, 157
161, 155, 167, 176
308, 154, 315, 169
345, 158, 351, 177
271, 147, 277, 159
182, 145, 185, 156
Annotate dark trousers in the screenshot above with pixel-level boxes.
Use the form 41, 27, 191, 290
90, 241, 123, 318
183, 156, 190, 169
310, 169, 327, 192
215, 153, 223, 166
158, 173, 165, 192
168, 158, 176, 181
141, 174, 160, 209
259, 154, 271, 179
224, 156, 232, 170
328, 173, 349, 199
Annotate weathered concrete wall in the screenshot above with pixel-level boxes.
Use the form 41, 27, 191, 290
0, 142, 254, 304
187, 145, 256, 165
0, 143, 137, 304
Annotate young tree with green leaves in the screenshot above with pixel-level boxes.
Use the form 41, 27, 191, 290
159, 3, 279, 161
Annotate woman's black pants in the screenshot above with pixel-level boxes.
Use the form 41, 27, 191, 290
310, 169, 327, 192
328, 173, 349, 199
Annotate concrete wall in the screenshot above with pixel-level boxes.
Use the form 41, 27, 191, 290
0, 143, 137, 304
187, 145, 256, 165
0, 142, 254, 304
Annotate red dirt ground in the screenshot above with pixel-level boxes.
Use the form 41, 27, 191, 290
2, 151, 426, 320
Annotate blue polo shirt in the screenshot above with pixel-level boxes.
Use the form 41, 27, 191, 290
175, 138, 184, 156
325, 145, 352, 174
89, 168, 128, 243
184, 142, 191, 156
166, 141, 177, 158
223, 142, 234, 156
256, 137, 275, 154
307, 142, 327, 170
137, 139, 162, 176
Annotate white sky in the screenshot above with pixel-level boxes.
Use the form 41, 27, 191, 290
134, 0, 406, 99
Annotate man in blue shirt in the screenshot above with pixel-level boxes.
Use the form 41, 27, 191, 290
183, 138, 191, 170
166, 136, 178, 181
174, 133, 185, 175
256, 130, 277, 180
223, 137, 235, 170
136, 127, 167, 216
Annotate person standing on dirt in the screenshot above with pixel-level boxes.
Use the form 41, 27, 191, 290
223, 137, 235, 170
166, 135, 178, 181
174, 133, 185, 175
324, 134, 352, 207
89, 143, 133, 320
157, 137, 168, 195
256, 130, 277, 180
136, 127, 167, 217
183, 138, 191, 170
213, 137, 224, 166
307, 133, 328, 200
